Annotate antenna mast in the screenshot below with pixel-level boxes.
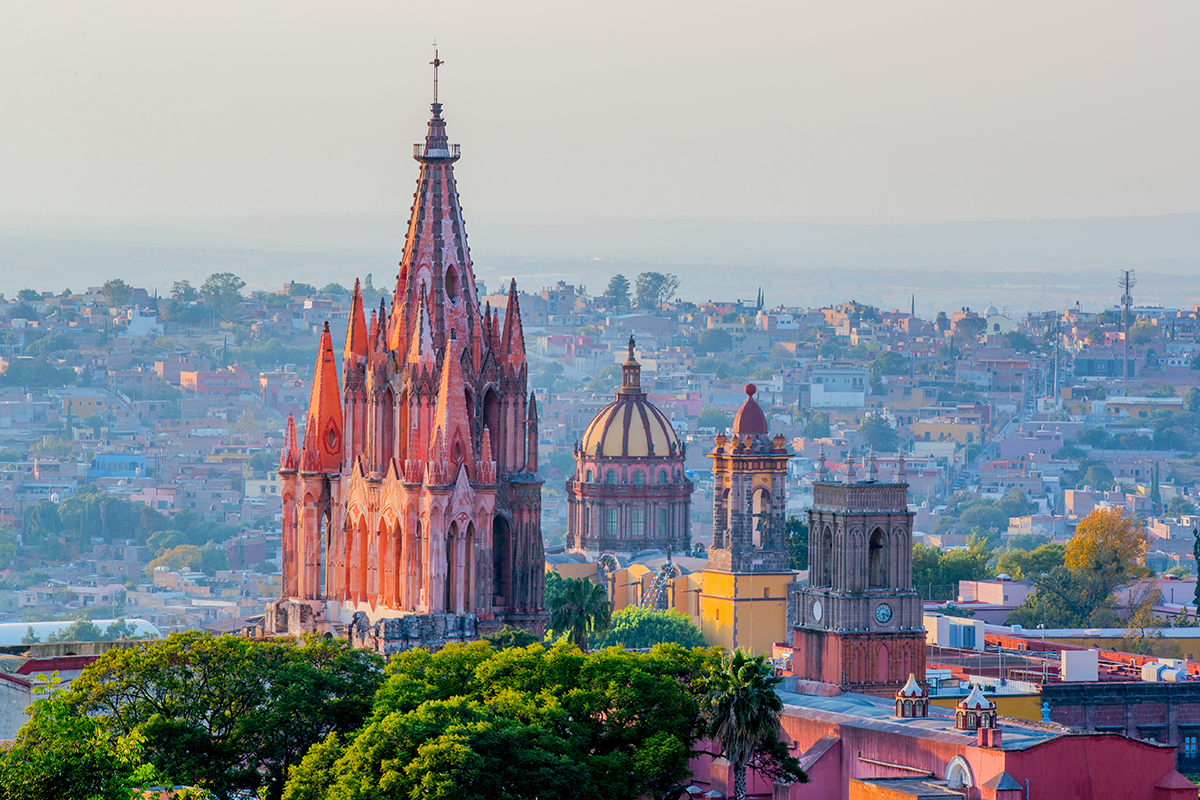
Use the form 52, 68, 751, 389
1118, 270, 1137, 387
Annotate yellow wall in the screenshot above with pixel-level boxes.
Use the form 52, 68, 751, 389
931, 693, 1042, 722
912, 418, 983, 446
549, 562, 601, 584
698, 570, 794, 656
62, 394, 110, 415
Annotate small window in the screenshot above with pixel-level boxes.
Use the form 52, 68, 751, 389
605, 470, 617, 484
631, 508, 644, 537
1186, 736, 1198, 758
632, 471, 646, 485
658, 470, 668, 484
606, 508, 618, 537
586, 470, 593, 482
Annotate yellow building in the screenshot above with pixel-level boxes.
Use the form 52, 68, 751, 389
56, 389, 112, 416
911, 416, 984, 446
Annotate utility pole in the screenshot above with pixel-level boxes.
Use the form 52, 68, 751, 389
1119, 270, 1137, 388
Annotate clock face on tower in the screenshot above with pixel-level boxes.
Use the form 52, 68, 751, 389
874, 603, 893, 625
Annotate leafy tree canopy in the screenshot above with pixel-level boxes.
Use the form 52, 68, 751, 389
697, 328, 734, 354
103, 279, 133, 307
66, 631, 384, 800
634, 272, 680, 309
603, 274, 630, 305
592, 607, 706, 650
284, 641, 721, 800
201, 272, 246, 322
697, 405, 731, 431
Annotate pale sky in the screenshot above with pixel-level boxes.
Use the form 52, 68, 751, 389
0, 0, 1197, 224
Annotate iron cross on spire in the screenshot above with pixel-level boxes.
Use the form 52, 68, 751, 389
430, 47, 444, 103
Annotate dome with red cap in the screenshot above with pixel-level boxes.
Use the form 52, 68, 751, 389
732, 384, 769, 436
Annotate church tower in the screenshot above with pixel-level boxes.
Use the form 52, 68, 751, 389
699, 385, 796, 655
788, 452, 924, 695
269, 57, 546, 652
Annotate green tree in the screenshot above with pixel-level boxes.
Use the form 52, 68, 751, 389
697, 405, 731, 431
200, 542, 230, 575
549, 577, 611, 651
483, 624, 541, 650
604, 274, 631, 306
858, 414, 898, 452
146, 544, 202, 575
102, 279, 133, 307
171, 280, 200, 302
934, 311, 949, 331
869, 351, 908, 377
286, 641, 720, 800
147, 528, 189, 558
16, 288, 40, 303
703, 650, 806, 800
67, 631, 384, 800
803, 414, 830, 438
634, 272, 680, 309
201, 272, 246, 322
0, 689, 159, 800
785, 516, 808, 570
592, 607, 705, 649
995, 543, 1066, 580
956, 316, 987, 339
912, 538, 994, 600
697, 328, 734, 354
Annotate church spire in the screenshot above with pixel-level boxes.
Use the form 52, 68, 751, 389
299, 321, 343, 473
344, 278, 368, 374
500, 279, 527, 371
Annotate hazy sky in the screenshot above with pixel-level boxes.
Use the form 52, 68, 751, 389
1, 0, 1197, 224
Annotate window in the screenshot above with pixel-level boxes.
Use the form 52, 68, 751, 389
586, 470, 593, 482
605, 470, 617, 483
632, 471, 646, 485
658, 508, 668, 536
1186, 736, 1198, 759
658, 470, 667, 484
631, 508, 644, 537
606, 508, 618, 537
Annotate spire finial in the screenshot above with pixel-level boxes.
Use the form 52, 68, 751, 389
430, 46, 444, 104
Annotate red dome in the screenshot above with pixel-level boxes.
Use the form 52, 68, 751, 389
732, 384, 769, 435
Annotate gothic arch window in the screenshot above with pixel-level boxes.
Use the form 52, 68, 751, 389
658, 470, 668, 484
632, 470, 646, 484
605, 470, 617, 483
820, 525, 833, 587
869, 527, 887, 588
586, 469, 594, 482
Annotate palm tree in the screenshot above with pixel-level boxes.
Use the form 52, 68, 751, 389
549, 577, 611, 651
705, 649, 794, 800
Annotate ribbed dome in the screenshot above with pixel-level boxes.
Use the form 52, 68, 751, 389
581, 337, 680, 458
581, 394, 680, 457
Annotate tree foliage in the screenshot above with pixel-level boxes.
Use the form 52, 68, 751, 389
102, 279, 133, 307
200, 272, 246, 322
1065, 508, 1148, 576
634, 272, 680, 309
549, 577, 611, 650
995, 543, 1066, 580
591, 607, 705, 650
912, 538, 994, 601
697, 405, 731, 431
785, 515, 808, 571
285, 641, 721, 800
65, 631, 384, 800
696, 328, 734, 354
858, 414, 898, 452
803, 414, 830, 439
603, 274, 630, 306
703, 649, 806, 800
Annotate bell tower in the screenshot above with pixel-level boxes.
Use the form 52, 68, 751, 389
788, 452, 925, 695
699, 385, 795, 655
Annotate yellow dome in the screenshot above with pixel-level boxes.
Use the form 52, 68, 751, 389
581, 395, 680, 458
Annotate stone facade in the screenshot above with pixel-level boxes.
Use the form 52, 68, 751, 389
789, 456, 925, 695
266, 98, 546, 652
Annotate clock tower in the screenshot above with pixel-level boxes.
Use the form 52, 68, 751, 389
788, 452, 924, 695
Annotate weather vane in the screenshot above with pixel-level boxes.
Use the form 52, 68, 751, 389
430, 45, 444, 103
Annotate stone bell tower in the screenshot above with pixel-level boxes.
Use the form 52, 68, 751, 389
788, 452, 924, 695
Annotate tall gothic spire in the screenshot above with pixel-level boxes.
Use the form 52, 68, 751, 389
299, 321, 344, 473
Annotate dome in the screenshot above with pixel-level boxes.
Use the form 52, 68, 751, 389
732, 384, 769, 435
581, 338, 680, 458
581, 394, 680, 457
896, 673, 925, 698
958, 685, 995, 710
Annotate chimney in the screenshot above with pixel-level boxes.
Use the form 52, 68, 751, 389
978, 727, 1003, 747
